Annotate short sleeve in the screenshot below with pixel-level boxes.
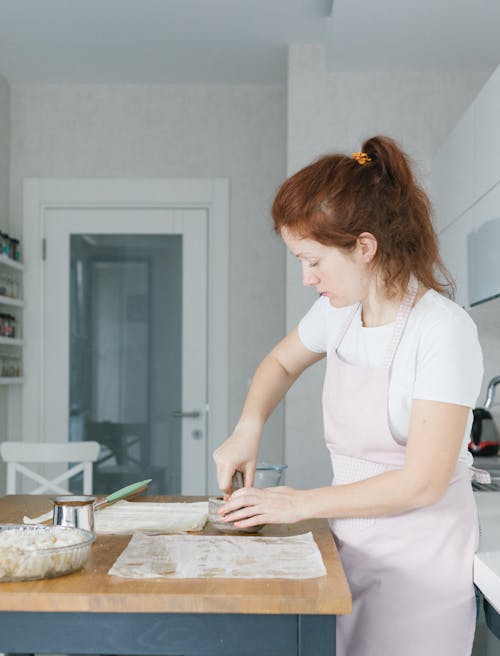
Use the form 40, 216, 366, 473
413, 313, 484, 407
297, 296, 329, 353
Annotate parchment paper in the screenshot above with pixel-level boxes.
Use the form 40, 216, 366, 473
95, 500, 208, 534
108, 531, 326, 579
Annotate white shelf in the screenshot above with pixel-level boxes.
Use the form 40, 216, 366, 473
0, 254, 24, 272
0, 248, 24, 388
0, 337, 23, 346
0, 295, 24, 308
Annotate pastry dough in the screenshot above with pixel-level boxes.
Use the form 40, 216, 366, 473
109, 531, 327, 579
94, 500, 208, 534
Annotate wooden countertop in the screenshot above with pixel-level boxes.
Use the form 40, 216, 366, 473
0, 495, 351, 616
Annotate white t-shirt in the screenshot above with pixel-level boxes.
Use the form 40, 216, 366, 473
298, 289, 484, 466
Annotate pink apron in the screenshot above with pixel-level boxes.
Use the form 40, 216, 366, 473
323, 276, 478, 656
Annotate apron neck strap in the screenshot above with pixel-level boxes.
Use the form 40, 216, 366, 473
382, 273, 419, 368
334, 304, 360, 352
333, 274, 419, 363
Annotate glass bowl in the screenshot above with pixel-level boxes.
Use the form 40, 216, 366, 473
0, 524, 95, 582
254, 462, 288, 488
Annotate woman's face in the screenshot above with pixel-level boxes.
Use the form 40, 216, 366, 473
281, 228, 371, 308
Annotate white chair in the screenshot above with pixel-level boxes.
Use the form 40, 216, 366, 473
0, 441, 101, 494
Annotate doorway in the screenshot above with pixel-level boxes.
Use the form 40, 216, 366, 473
23, 179, 229, 495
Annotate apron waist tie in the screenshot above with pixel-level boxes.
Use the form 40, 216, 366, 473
470, 466, 491, 484
331, 453, 399, 486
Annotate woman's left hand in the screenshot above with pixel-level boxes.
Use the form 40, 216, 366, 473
218, 486, 306, 527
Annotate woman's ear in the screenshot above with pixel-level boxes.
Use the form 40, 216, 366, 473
356, 232, 378, 263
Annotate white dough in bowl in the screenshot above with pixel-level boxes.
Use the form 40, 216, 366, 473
0, 524, 94, 582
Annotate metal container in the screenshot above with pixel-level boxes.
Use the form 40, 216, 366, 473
52, 496, 96, 534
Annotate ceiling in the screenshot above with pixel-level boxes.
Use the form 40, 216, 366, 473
0, 0, 498, 85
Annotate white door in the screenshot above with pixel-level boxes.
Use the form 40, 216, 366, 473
43, 207, 208, 495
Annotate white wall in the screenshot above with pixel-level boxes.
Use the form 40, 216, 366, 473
0, 73, 9, 489
284, 44, 489, 489
470, 297, 500, 428
8, 83, 287, 467
0, 74, 8, 226
430, 62, 500, 426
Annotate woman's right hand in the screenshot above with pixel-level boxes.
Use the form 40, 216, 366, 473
213, 424, 261, 496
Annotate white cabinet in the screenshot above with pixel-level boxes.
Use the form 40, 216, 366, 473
432, 63, 500, 306
432, 64, 500, 232
440, 213, 469, 308
0, 254, 24, 384
440, 182, 500, 308
432, 103, 476, 232
475, 65, 500, 200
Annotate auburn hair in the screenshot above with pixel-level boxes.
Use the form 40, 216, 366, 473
272, 135, 454, 298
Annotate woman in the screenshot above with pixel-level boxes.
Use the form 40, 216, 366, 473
213, 135, 483, 656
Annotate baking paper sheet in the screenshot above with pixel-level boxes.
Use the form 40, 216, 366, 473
95, 500, 208, 534
108, 531, 326, 579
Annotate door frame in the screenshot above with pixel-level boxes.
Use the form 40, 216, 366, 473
22, 178, 229, 494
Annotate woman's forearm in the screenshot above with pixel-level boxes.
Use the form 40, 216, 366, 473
234, 352, 301, 433
214, 351, 302, 492
214, 328, 324, 492
299, 469, 437, 522
223, 468, 434, 527
234, 328, 324, 436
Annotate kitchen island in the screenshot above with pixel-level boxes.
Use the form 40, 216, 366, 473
474, 489, 500, 643
0, 495, 351, 656
473, 455, 500, 642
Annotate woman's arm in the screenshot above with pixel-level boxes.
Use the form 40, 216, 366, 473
213, 326, 324, 494
220, 399, 470, 526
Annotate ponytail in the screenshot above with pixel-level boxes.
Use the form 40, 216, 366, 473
272, 135, 454, 298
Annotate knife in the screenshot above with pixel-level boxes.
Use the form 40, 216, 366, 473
23, 478, 153, 525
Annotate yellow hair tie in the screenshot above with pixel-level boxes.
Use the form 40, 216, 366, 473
351, 151, 372, 165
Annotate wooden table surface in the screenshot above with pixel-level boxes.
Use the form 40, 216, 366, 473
0, 494, 352, 616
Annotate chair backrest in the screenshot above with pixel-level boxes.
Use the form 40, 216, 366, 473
86, 421, 147, 467
0, 441, 101, 494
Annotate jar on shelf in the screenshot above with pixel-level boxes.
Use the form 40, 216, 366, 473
4, 314, 11, 338
0, 232, 10, 257
11, 238, 21, 262
4, 275, 13, 298
11, 277, 20, 299
6, 355, 17, 377
7, 314, 16, 338
0, 352, 15, 377
0, 274, 7, 297
0, 314, 16, 338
